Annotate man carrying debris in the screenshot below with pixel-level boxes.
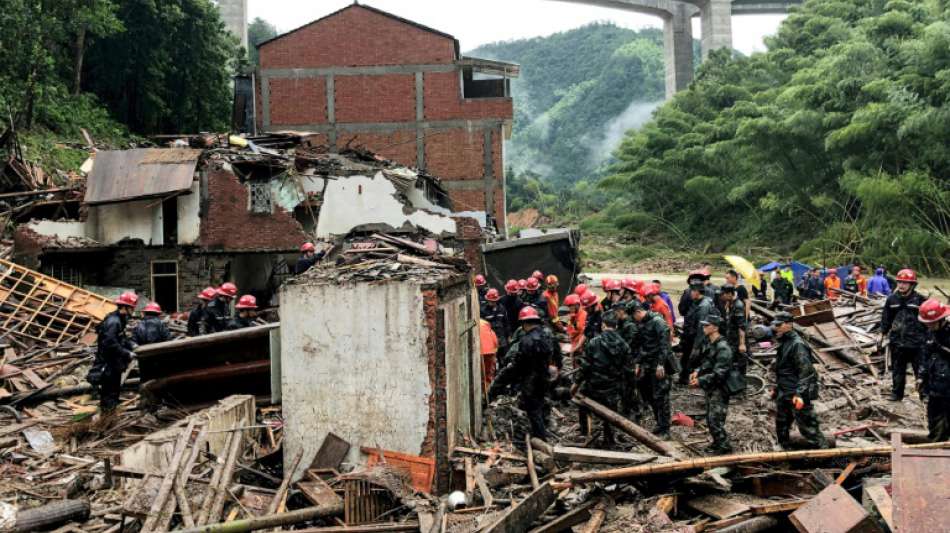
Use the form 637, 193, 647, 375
691, 314, 735, 454
500, 279, 525, 335
205, 282, 237, 333
89, 291, 138, 412
717, 284, 748, 376
132, 302, 172, 346
295, 242, 325, 275
226, 295, 258, 330
679, 282, 714, 385
481, 289, 511, 362
771, 312, 828, 449
633, 300, 678, 438
882, 269, 929, 401
573, 312, 633, 447
187, 287, 216, 336
918, 299, 950, 441
489, 306, 558, 439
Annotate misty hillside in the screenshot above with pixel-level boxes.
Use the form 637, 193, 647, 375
468, 23, 668, 187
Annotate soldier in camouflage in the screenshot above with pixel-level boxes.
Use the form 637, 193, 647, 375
632, 301, 678, 438
573, 312, 633, 446
717, 284, 748, 377
614, 304, 642, 419
771, 312, 828, 449
680, 282, 715, 385
690, 314, 735, 454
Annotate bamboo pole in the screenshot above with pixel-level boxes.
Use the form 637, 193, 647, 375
572, 395, 681, 458
174, 504, 344, 533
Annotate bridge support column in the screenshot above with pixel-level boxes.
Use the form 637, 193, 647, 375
663, 2, 694, 99
700, 0, 733, 58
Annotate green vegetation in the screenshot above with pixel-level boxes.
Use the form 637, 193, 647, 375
248, 17, 279, 66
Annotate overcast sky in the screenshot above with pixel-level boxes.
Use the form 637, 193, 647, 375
248, 0, 785, 55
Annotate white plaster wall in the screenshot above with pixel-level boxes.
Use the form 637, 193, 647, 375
279, 280, 431, 480
94, 200, 161, 245
316, 172, 456, 238
177, 183, 201, 244
25, 220, 90, 239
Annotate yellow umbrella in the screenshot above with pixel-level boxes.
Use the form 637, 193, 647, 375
723, 255, 761, 288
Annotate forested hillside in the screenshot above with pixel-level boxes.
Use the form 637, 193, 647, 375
595, 0, 950, 274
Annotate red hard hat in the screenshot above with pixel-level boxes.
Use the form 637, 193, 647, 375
504, 279, 519, 295
301, 242, 315, 253
198, 287, 217, 301
919, 298, 949, 324
574, 283, 589, 296
114, 291, 139, 308
143, 302, 162, 314
485, 288, 501, 302
518, 279, 527, 290
564, 294, 581, 307
605, 279, 622, 292
475, 274, 487, 287
236, 294, 258, 310
896, 269, 917, 283
622, 278, 636, 291
545, 274, 559, 285
525, 277, 541, 291
644, 283, 660, 296
580, 292, 598, 308
518, 306, 541, 321
600, 278, 612, 289
532, 270, 544, 280
218, 282, 238, 298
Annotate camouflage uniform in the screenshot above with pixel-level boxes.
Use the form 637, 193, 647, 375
774, 330, 828, 449
635, 311, 678, 434
681, 296, 714, 383
695, 336, 735, 453
577, 329, 633, 445
489, 326, 558, 439
717, 299, 748, 375
617, 315, 641, 418
920, 322, 950, 442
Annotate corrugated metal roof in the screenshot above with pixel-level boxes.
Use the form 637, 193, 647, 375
84, 148, 201, 205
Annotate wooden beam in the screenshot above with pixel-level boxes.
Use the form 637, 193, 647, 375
527, 500, 595, 533
526, 434, 540, 489
571, 395, 681, 458
864, 484, 893, 531
482, 483, 555, 533
551, 446, 658, 465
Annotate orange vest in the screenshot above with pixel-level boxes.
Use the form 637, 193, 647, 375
652, 298, 674, 329
567, 308, 587, 350
824, 276, 841, 300
544, 289, 560, 320
479, 319, 498, 355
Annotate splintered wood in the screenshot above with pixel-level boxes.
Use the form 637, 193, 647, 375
0, 258, 115, 348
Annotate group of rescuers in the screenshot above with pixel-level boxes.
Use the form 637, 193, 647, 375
477, 267, 950, 453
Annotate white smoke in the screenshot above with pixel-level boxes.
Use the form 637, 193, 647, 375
590, 99, 663, 166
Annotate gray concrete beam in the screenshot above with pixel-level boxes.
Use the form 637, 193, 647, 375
664, 2, 694, 98
700, 0, 733, 58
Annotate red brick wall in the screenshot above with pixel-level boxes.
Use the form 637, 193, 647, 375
423, 72, 514, 120
425, 128, 485, 180
334, 74, 416, 123
269, 78, 327, 125
259, 5, 457, 69
336, 130, 417, 167
199, 167, 308, 251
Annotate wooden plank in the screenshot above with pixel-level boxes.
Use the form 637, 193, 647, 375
527, 500, 595, 533
463, 457, 476, 500
686, 495, 751, 520
835, 462, 858, 486
526, 434, 540, 490
474, 465, 493, 508
571, 395, 681, 458
579, 499, 608, 533
789, 484, 883, 533
312, 433, 351, 471
863, 484, 893, 531
482, 482, 555, 533
749, 500, 806, 515
551, 445, 657, 465
298, 478, 343, 508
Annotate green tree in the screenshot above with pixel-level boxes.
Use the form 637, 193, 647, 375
248, 17, 278, 65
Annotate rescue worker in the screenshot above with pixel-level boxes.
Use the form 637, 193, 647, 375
599, 278, 615, 309
225, 295, 258, 330
771, 312, 828, 449
295, 242, 325, 274
475, 274, 489, 306
564, 294, 587, 361
573, 312, 633, 446
614, 303, 641, 418
771, 272, 794, 307
500, 279, 524, 335
780, 264, 795, 286
603, 279, 623, 310
644, 283, 674, 330
620, 279, 639, 307
524, 277, 549, 321
867, 268, 892, 297
574, 283, 589, 297
918, 299, 950, 442
89, 292, 138, 413
723, 270, 750, 320
488, 306, 558, 439
690, 314, 734, 454
678, 270, 707, 319
701, 267, 719, 300
517, 279, 528, 298
543, 275, 560, 324
205, 282, 237, 333
844, 266, 867, 296
478, 318, 499, 394
531, 270, 544, 283
881, 269, 929, 401
802, 269, 825, 300
632, 300, 677, 438
481, 289, 511, 362
824, 269, 841, 301
652, 280, 676, 323
582, 291, 603, 340
132, 302, 172, 346
187, 287, 216, 337
679, 282, 714, 385
717, 284, 748, 376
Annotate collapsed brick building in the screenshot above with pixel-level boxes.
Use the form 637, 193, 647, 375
255, 3, 518, 234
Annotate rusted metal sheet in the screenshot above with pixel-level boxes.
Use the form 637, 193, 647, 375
892, 434, 950, 532
84, 148, 201, 205
789, 483, 883, 533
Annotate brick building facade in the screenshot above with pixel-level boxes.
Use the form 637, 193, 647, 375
257, 4, 517, 233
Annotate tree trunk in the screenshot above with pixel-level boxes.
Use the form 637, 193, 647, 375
73, 26, 86, 95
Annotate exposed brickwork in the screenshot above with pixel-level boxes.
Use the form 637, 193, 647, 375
421, 288, 439, 460
336, 130, 417, 167
269, 78, 327, 125
258, 5, 456, 69
199, 166, 308, 251
12, 227, 47, 269
423, 72, 514, 121
425, 128, 485, 181
453, 216, 484, 277
334, 74, 416, 124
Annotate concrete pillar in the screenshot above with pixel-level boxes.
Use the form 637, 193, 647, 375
216, 0, 248, 49
663, 3, 694, 99
701, 0, 733, 59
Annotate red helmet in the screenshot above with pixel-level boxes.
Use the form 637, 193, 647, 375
198, 287, 217, 301
600, 278, 612, 289
114, 291, 139, 308
236, 294, 258, 310
545, 274, 559, 286
518, 279, 527, 290
919, 298, 949, 324
518, 306, 541, 321
622, 278, 637, 291
580, 292, 599, 308
531, 270, 544, 280
564, 294, 581, 307
474, 274, 487, 287
525, 277, 541, 291
504, 279, 519, 295
605, 279, 622, 292
644, 283, 660, 297
300, 242, 316, 253
896, 269, 917, 283
485, 288, 501, 302
217, 282, 238, 298
143, 302, 162, 314
574, 283, 589, 296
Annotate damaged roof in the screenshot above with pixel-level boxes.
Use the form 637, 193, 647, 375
84, 148, 201, 205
